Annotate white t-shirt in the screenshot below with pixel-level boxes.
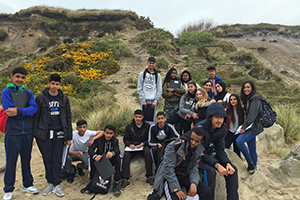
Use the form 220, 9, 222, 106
70, 130, 97, 152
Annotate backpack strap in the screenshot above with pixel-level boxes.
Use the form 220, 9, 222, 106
165, 123, 169, 135
143, 69, 158, 84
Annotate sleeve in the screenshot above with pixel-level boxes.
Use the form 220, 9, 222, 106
154, 74, 162, 103
173, 84, 186, 95
162, 82, 173, 99
33, 95, 41, 135
111, 138, 120, 157
87, 130, 97, 137
142, 123, 150, 145
123, 124, 132, 147
189, 162, 200, 186
65, 96, 72, 141
1, 89, 14, 110
88, 138, 98, 159
168, 124, 180, 138
213, 134, 231, 165
137, 72, 145, 102
148, 125, 158, 147
179, 95, 194, 116
241, 99, 262, 130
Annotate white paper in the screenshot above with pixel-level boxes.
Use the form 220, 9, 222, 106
124, 146, 144, 152
61, 145, 69, 166
235, 123, 253, 135
187, 194, 199, 200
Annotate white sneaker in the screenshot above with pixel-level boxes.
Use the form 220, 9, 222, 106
52, 185, 65, 197
23, 186, 39, 194
43, 183, 54, 196
2, 192, 12, 200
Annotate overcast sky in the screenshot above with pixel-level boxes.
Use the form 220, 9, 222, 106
1, 0, 300, 34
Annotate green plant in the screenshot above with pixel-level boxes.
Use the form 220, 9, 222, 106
156, 56, 170, 69
179, 31, 214, 47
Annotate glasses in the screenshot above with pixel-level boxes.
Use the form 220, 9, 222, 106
15, 75, 26, 79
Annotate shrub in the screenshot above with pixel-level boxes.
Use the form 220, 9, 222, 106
0, 29, 8, 41
156, 56, 170, 69
179, 31, 214, 47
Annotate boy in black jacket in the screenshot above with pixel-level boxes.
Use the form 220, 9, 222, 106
88, 124, 121, 196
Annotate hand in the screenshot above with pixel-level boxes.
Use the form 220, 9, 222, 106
94, 155, 102, 162
192, 113, 199, 119
151, 102, 156, 109
174, 93, 181, 97
239, 129, 245, 134
5, 107, 17, 117
87, 138, 94, 147
226, 163, 235, 175
191, 123, 194, 129
138, 143, 144, 148
106, 152, 113, 159
66, 140, 71, 147
142, 102, 147, 107
188, 183, 197, 197
216, 163, 228, 176
157, 143, 162, 148
217, 100, 223, 104
176, 190, 187, 200
166, 88, 174, 92
171, 63, 175, 68
186, 114, 191, 118
130, 144, 136, 149
77, 151, 83, 157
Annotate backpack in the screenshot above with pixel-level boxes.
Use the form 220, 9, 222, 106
0, 109, 8, 133
154, 123, 169, 136
260, 98, 277, 128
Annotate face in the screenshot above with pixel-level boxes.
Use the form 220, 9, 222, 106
182, 73, 189, 82
210, 115, 224, 129
77, 124, 88, 136
243, 83, 252, 96
216, 83, 223, 93
204, 82, 212, 92
196, 90, 203, 100
104, 128, 114, 141
170, 70, 177, 79
208, 70, 216, 78
230, 96, 238, 107
189, 131, 203, 149
157, 114, 166, 126
146, 61, 156, 71
11, 73, 26, 87
48, 81, 61, 94
133, 114, 144, 125
188, 84, 196, 94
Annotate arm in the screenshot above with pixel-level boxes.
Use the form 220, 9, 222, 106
33, 95, 41, 135
87, 130, 104, 147
142, 123, 150, 146
179, 95, 194, 116
88, 138, 99, 160
148, 125, 158, 147
173, 84, 186, 95
241, 98, 262, 130
108, 138, 120, 158
154, 74, 162, 103
162, 82, 173, 99
65, 96, 72, 141
123, 124, 132, 147
69, 149, 83, 157
137, 72, 145, 103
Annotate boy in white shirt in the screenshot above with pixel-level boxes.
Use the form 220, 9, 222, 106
65, 119, 103, 183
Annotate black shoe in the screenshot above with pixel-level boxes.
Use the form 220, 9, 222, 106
76, 165, 84, 177
120, 179, 130, 189
146, 176, 154, 186
247, 163, 256, 174
113, 181, 121, 196
67, 173, 75, 183
147, 189, 160, 200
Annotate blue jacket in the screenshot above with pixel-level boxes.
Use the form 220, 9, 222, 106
1, 87, 38, 135
207, 75, 222, 83
195, 102, 231, 167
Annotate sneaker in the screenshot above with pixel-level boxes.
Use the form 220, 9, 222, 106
52, 184, 65, 197
247, 163, 256, 174
146, 176, 154, 186
113, 181, 121, 196
43, 183, 54, 196
120, 179, 130, 189
147, 189, 160, 200
76, 165, 84, 177
2, 192, 12, 200
23, 186, 39, 194
67, 173, 75, 183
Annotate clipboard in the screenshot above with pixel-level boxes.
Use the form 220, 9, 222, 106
170, 80, 181, 89
94, 156, 115, 180
142, 104, 155, 121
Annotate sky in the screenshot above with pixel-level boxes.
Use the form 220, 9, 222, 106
1, 0, 300, 34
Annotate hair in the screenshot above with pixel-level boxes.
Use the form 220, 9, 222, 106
76, 119, 87, 127
49, 73, 61, 83
190, 127, 206, 138
180, 70, 192, 83
207, 66, 216, 71
203, 80, 212, 86
134, 109, 143, 116
227, 94, 244, 126
163, 68, 177, 87
240, 80, 257, 104
12, 67, 28, 76
104, 124, 116, 133
156, 111, 166, 117
195, 88, 208, 108
185, 81, 197, 101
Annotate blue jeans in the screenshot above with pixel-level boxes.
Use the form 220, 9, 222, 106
236, 131, 258, 166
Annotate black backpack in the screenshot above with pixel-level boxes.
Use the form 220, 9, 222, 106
260, 98, 277, 128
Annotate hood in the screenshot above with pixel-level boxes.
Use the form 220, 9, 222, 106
248, 94, 262, 101
206, 102, 228, 121
196, 99, 216, 109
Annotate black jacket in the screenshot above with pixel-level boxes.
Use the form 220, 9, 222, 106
88, 135, 120, 159
123, 119, 150, 147
33, 87, 72, 141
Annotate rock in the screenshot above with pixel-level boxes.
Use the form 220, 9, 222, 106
0, 143, 5, 171
257, 46, 267, 50
269, 144, 300, 186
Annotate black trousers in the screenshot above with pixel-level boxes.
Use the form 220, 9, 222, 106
150, 146, 162, 170
225, 131, 241, 157
121, 145, 153, 179
167, 113, 191, 135
198, 162, 239, 200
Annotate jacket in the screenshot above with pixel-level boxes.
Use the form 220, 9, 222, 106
177, 93, 196, 120
162, 82, 186, 104
88, 135, 120, 159
1, 87, 38, 135
148, 123, 180, 147
195, 102, 231, 167
33, 87, 72, 141
153, 132, 205, 197
123, 119, 150, 147
192, 99, 216, 125
242, 94, 263, 134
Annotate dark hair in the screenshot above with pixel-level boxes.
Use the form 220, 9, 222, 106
76, 119, 87, 127
203, 80, 212, 85
163, 68, 177, 87
12, 67, 28, 76
240, 80, 257, 104
49, 73, 61, 83
156, 111, 166, 117
134, 109, 143, 116
104, 124, 115, 133
227, 94, 244, 126
207, 66, 216, 71
190, 127, 206, 138
180, 70, 192, 83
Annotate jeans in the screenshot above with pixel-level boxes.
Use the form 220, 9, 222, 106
236, 131, 258, 166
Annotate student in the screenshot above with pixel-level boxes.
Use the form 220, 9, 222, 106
147, 127, 211, 200
214, 81, 231, 108
121, 110, 153, 189
236, 80, 263, 174
148, 111, 180, 169
65, 119, 104, 183
167, 81, 198, 134
195, 102, 239, 200
180, 70, 200, 93
225, 94, 244, 157
1, 67, 38, 200
203, 80, 214, 100
162, 68, 185, 121
88, 124, 121, 196
207, 66, 222, 95
137, 57, 162, 125
33, 74, 72, 197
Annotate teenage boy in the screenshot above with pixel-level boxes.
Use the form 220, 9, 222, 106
121, 109, 153, 189
148, 111, 180, 169
137, 57, 162, 125
207, 66, 222, 95
88, 124, 121, 196
65, 119, 104, 183
147, 127, 211, 200
1, 67, 38, 200
33, 74, 72, 197
195, 102, 239, 200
